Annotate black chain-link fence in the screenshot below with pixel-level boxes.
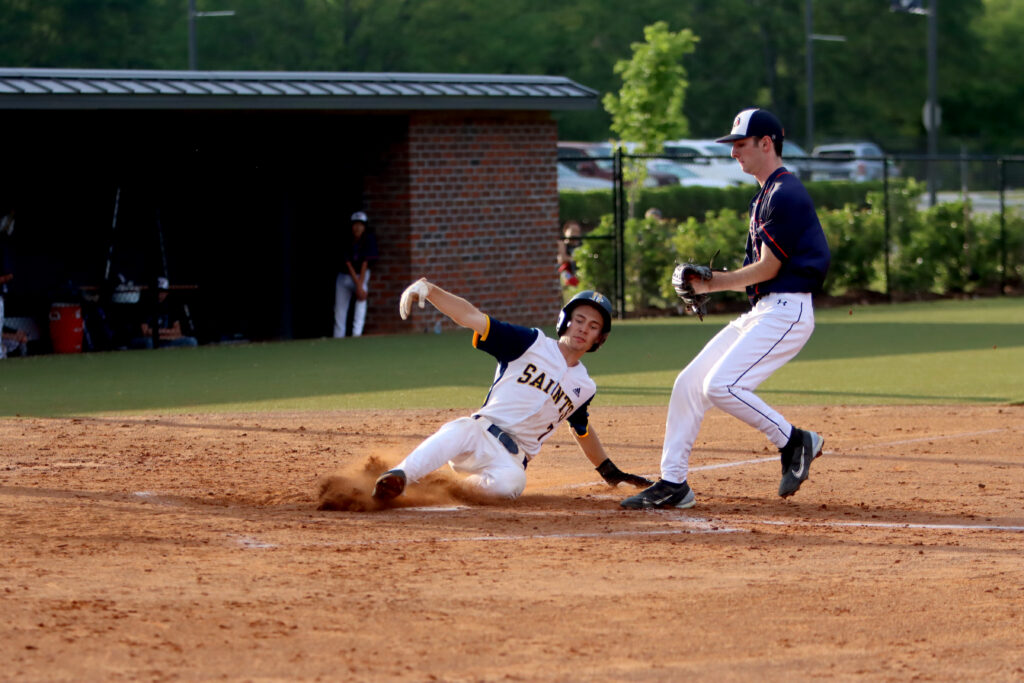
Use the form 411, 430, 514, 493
559, 147, 1024, 317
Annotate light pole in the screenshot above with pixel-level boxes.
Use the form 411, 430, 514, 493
804, 0, 846, 152
188, 0, 236, 71
891, 0, 939, 206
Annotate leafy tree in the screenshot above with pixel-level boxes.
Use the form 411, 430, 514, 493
0, 0, 1016, 155
0, 0, 181, 69
602, 20, 697, 217
603, 21, 697, 152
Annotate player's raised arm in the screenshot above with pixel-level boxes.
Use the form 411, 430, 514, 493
399, 277, 488, 335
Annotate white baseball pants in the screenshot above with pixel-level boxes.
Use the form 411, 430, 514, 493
661, 293, 815, 484
395, 417, 527, 499
334, 270, 370, 338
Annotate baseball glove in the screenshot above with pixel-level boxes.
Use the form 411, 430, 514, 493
671, 262, 713, 321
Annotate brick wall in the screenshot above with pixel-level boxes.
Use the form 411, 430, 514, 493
363, 111, 563, 335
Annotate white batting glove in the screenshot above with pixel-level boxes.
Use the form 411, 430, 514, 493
399, 279, 430, 320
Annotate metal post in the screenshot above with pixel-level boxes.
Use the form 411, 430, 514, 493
804, 0, 845, 153
805, 0, 814, 152
998, 158, 1007, 295
187, 3, 235, 71
188, 0, 197, 70
613, 147, 626, 319
926, 0, 939, 207
883, 157, 891, 300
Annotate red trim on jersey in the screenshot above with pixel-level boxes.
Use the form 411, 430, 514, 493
757, 174, 791, 260
760, 227, 789, 259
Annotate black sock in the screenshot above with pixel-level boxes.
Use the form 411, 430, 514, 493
780, 428, 802, 470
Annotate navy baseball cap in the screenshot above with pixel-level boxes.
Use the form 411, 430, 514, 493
715, 108, 785, 143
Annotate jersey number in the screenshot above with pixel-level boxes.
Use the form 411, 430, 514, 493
538, 423, 555, 441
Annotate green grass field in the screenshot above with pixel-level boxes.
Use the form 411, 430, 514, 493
0, 297, 1021, 417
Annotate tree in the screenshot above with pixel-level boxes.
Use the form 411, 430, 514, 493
602, 21, 698, 215
603, 21, 697, 153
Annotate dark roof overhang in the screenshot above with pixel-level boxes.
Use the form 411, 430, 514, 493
0, 68, 599, 111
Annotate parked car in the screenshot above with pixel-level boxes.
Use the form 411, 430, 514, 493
646, 158, 734, 189
778, 140, 823, 180
557, 141, 680, 187
557, 141, 608, 177
557, 162, 614, 192
811, 141, 897, 182
662, 138, 756, 186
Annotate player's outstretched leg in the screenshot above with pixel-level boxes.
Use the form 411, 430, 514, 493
778, 429, 824, 498
620, 479, 696, 510
373, 469, 407, 500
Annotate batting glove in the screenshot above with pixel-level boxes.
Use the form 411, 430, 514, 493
596, 458, 653, 488
399, 279, 430, 320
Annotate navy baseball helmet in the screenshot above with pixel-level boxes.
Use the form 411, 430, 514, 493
556, 290, 613, 352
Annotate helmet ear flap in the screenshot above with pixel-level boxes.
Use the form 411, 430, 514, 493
555, 309, 570, 337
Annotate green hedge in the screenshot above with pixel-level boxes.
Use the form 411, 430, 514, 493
565, 179, 1024, 311
558, 179, 886, 229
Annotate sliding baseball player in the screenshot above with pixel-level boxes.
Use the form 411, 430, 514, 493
372, 280, 651, 501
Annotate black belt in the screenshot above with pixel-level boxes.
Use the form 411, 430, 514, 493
473, 416, 520, 456
487, 423, 519, 455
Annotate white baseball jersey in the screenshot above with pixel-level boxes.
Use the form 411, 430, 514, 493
473, 316, 596, 458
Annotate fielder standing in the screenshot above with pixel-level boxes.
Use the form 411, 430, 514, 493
622, 108, 831, 510
373, 280, 651, 501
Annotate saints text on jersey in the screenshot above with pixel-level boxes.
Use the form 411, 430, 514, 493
515, 363, 579, 421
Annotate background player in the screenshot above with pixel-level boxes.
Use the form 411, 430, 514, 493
373, 280, 651, 501
622, 108, 831, 510
556, 220, 582, 288
334, 211, 378, 338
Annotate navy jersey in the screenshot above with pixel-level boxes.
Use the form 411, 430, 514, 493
744, 167, 831, 303
345, 231, 379, 272
472, 316, 595, 458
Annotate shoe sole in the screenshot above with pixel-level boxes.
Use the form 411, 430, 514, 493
675, 492, 697, 509
373, 472, 406, 500
620, 490, 696, 510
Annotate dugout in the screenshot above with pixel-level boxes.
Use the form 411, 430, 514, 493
0, 68, 597, 350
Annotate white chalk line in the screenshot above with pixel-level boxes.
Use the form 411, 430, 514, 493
853, 428, 1006, 449
232, 523, 746, 549
231, 514, 1024, 551
551, 455, 805, 492
753, 519, 1024, 532
232, 507, 1024, 550
549, 426, 1010, 493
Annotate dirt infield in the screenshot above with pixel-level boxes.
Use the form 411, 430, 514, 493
2, 405, 1023, 681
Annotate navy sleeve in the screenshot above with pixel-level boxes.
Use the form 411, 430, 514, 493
473, 316, 539, 363
566, 397, 593, 436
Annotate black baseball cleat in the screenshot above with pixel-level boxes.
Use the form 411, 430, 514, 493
620, 479, 696, 509
779, 429, 824, 498
372, 469, 407, 500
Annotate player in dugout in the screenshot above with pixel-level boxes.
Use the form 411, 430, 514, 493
373, 279, 651, 501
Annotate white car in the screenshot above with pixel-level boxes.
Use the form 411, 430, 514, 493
811, 141, 896, 182
662, 138, 756, 185
557, 162, 614, 191
646, 158, 734, 189
778, 140, 822, 180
